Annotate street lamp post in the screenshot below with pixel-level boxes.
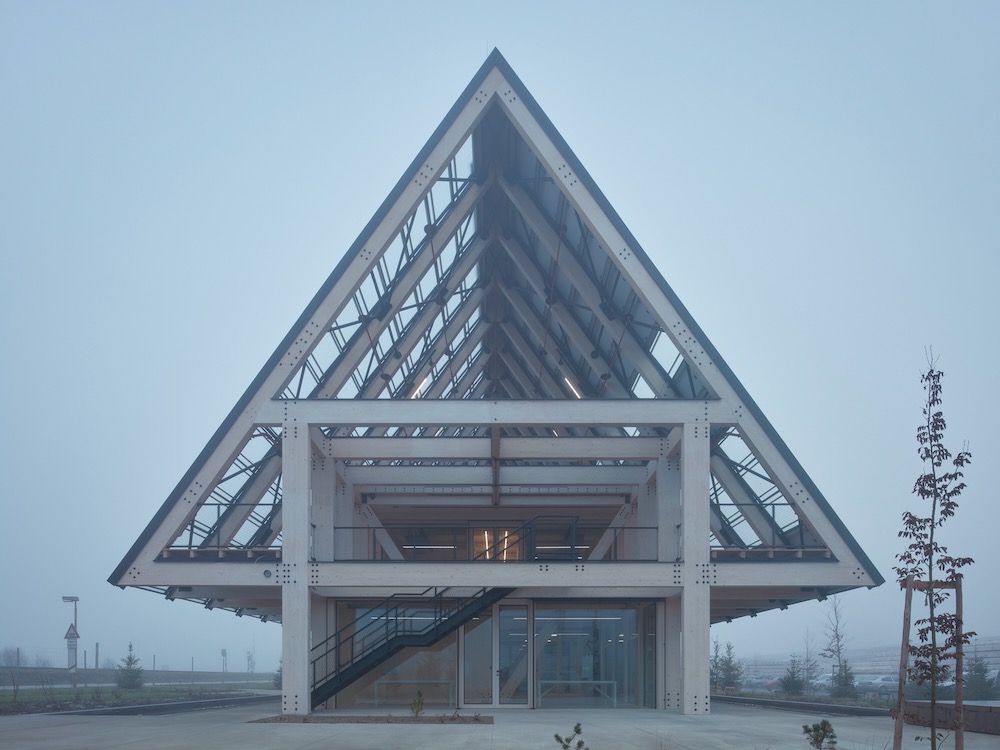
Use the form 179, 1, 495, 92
62, 596, 79, 688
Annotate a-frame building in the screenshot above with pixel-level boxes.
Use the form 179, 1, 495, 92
110, 50, 882, 715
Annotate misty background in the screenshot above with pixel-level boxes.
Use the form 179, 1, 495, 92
1, 2, 997, 677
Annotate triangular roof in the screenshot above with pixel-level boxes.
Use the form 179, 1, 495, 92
110, 50, 882, 619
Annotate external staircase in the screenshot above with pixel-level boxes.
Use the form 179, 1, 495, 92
309, 586, 513, 708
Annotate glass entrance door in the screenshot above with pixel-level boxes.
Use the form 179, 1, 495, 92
462, 603, 530, 706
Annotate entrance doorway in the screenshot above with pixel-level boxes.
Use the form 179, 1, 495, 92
461, 603, 529, 707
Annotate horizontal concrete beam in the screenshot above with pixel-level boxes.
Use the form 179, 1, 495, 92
258, 398, 735, 427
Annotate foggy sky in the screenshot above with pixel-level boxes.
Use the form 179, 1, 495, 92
1, 2, 997, 674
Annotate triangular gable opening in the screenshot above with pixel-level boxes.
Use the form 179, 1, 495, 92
111, 50, 881, 620
708, 427, 828, 558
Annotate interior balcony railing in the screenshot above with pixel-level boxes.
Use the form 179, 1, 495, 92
326, 516, 658, 562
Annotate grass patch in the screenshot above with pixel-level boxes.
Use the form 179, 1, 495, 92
0, 682, 274, 715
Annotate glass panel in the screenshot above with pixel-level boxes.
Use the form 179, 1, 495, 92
533, 518, 587, 560
472, 526, 522, 560
463, 613, 493, 704
499, 606, 529, 704
390, 525, 467, 561
534, 605, 643, 708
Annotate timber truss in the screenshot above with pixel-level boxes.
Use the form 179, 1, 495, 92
110, 50, 882, 626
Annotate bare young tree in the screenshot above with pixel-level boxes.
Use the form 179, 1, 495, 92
0, 647, 20, 666
802, 631, 821, 695
894, 359, 974, 750
821, 596, 856, 698
1, 647, 22, 702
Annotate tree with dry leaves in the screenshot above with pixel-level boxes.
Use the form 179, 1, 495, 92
894, 360, 973, 749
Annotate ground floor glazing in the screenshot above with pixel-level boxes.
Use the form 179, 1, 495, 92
331, 600, 657, 709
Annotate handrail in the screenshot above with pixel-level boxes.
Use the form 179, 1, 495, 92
309, 585, 495, 693
310, 585, 441, 660
470, 517, 531, 561
332, 516, 658, 562
469, 515, 584, 561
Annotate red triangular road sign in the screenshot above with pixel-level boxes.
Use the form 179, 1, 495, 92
64, 623, 79, 639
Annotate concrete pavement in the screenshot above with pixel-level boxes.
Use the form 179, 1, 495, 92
1, 701, 995, 749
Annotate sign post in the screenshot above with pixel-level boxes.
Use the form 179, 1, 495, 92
64, 623, 80, 688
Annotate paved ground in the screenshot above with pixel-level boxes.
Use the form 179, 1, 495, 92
1, 701, 995, 749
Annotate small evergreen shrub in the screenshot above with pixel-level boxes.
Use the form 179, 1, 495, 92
409, 689, 424, 717
803, 719, 837, 750
115, 643, 144, 690
554, 722, 589, 750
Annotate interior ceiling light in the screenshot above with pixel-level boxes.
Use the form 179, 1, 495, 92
563, 377, 582, 399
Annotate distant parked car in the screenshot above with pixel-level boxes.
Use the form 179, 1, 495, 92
744, 675, 780, 692
858, 675, 899, 695
810, 674, 834, 693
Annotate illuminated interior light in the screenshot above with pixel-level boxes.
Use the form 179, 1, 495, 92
402, 545, 457, 550
534, 616, 623, 621
502, 530, 509, 561
410, 375, 430, 399
484, 529, 490, 560
369, 615, 438, 621
563, 377, 582, 399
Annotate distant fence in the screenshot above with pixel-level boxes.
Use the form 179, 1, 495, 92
904, 701, 1000, 736
0, 666, 270, 688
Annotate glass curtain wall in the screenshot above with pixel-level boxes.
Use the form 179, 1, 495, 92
534, 603, 654, 708
331, 600, 655, 709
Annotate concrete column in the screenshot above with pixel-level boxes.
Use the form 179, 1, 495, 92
638, 469, 656, 560
680, 422, 711, 714
680, 580, 711, 713
662, 596, 682, 710
280, 421, 312, 715
311, 458, 335, 562
333, 460, 355, 560
656, 457, 681, 562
